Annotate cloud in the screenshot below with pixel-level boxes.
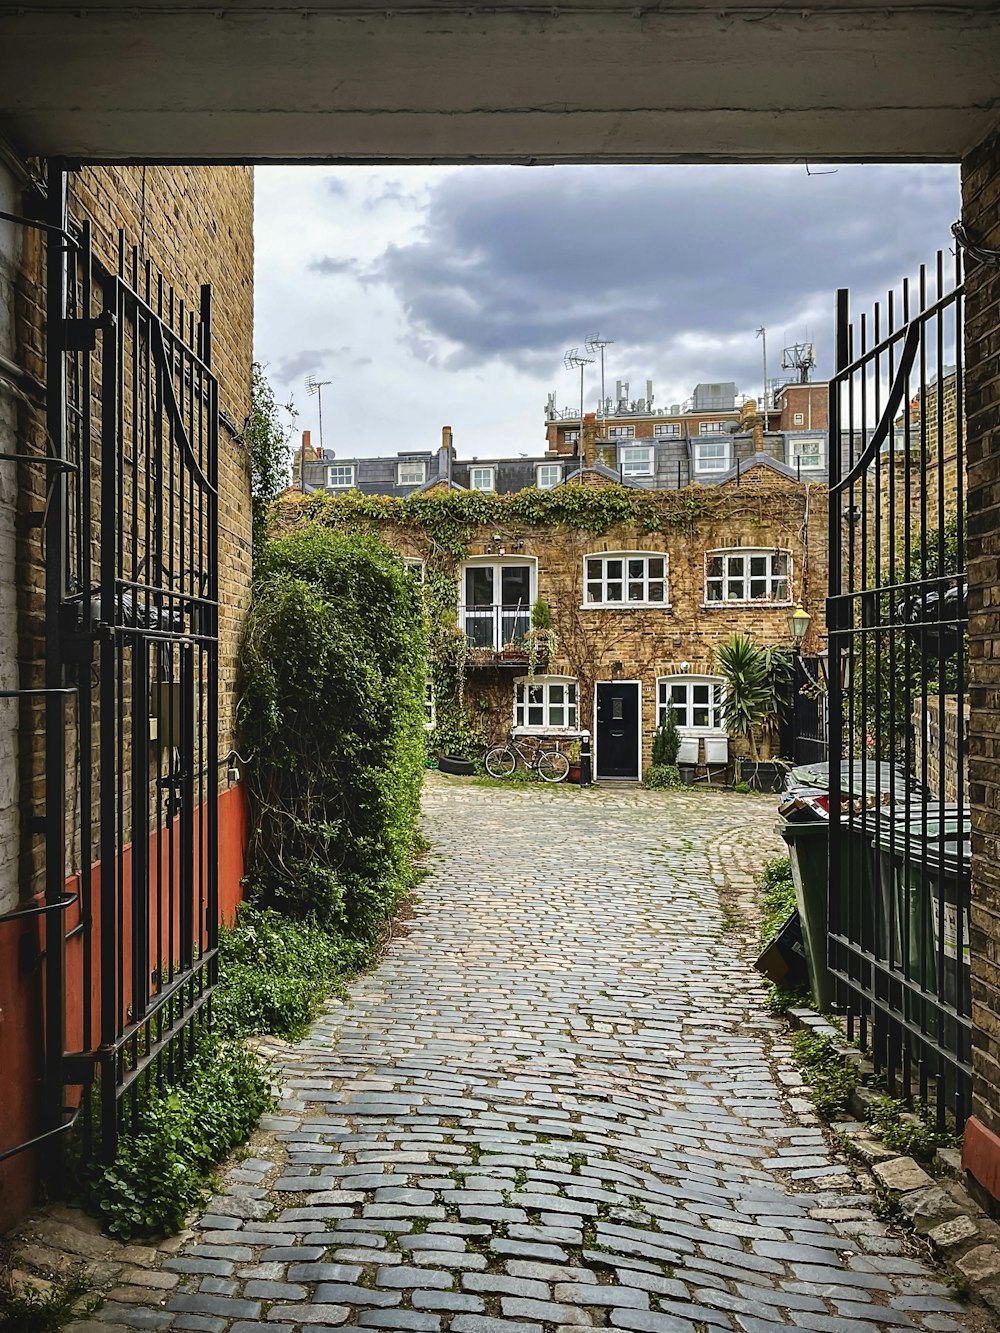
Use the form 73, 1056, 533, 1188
309, 255, 360, 277
271, 348, 336, 385
368, 164, 960, 391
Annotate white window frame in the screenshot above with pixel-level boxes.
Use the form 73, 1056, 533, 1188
583, 552, 669, 608
563, 429, 580, 445
608, 425, 635, 439
470, 466, 496, 492
699, 421, 727, 434
404, 557, 426, 583
657, 676, 726, 737
693, 440, 729, 473
536, 463, 562, 490
514, 675, 579, 733
788, 435, 825, 471
793, 412, 805, 426
424, 679, 436, 730
460, 556, 537, 650
654, 423, 682, 438
326, 463, 355, 489
704, 548, 792, 605
619, 445, 653, 477
397, 459, 427, 486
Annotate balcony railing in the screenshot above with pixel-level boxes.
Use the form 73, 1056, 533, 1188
461, 604, 532, 651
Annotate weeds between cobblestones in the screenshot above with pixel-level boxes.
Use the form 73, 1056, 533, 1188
44, 776, 997, 1332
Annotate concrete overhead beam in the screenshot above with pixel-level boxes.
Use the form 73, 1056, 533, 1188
1, 3, 998, 161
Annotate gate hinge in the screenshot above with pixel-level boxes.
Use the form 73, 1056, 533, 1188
62, 1052, 97, 1086
61, 314, 111, 352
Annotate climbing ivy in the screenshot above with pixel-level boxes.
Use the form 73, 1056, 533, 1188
238, 526, 428, 936
242, 362, 296, 551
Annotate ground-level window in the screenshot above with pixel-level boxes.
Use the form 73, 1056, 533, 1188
585, 553, 667, 606
424, 679, 435, 729
514, 676, 578, 730
327, 464, 355, 488
705, 548, 791, 603
657, 676, 725, 734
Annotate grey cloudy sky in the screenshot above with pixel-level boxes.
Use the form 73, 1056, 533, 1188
254, 163, 960, 460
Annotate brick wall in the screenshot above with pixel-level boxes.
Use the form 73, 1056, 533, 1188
912, 696, 969, 804
13, 165, 254, 891
283, 465, 829, 771
962, 128, 1000, 1184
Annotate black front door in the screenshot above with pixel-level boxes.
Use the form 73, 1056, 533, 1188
596, 682, 640, 779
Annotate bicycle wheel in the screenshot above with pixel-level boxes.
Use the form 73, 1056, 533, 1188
485, 745, 517, 778
537, 750, 570, 783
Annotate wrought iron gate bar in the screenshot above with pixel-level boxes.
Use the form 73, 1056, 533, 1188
827, 248, 969, 1130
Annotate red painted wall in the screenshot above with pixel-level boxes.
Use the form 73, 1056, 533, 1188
0, 783, 248, 1231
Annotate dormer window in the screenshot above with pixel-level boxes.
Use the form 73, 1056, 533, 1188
326, 464, 355, 488
398, 459, 427, 486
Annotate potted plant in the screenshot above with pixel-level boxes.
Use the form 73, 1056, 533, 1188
525, 598, 556, 676
565, 739, 582, 783
717, 633, 790, 793
644, 705, 683, 787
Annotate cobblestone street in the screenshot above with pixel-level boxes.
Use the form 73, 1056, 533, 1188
85, 777, 986, 1333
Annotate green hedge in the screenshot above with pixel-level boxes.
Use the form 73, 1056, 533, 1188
238, 526, 429, 936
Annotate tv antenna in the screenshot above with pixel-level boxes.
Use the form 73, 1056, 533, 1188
781, 342, 816, 384
306, 373, 332, 450
585, 333, 614, 436
564, 349, 594, 458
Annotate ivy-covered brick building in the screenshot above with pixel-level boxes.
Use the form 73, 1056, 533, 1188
277, 421, 828, 782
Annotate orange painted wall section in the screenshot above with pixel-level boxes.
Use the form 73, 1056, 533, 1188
0, 784, 248, 1231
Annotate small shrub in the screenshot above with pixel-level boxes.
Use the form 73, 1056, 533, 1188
214, 904, 370, 1042
76, 1033, 272, 1240
642, 763, 682, 790
792, 1031, 858, 1119
531, 598, 553, 630
733, 781, 753, 794
866, 1095, 955, 1161
757, 855, 796, 947
651, 705, 680, 767
0, 1272, 97, 1331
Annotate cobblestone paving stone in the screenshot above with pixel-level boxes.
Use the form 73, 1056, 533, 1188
87, 777, 991, 1333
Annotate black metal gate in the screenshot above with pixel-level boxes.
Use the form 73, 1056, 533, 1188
0, 164, 220, 1170
827, 250, 969, 1128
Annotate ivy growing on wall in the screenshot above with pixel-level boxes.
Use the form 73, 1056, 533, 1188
238, 525, 429, 937
242, 362, 296, 551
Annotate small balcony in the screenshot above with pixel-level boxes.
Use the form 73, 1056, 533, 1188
460, 604, 544, 666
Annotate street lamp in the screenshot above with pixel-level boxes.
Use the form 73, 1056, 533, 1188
564, 348, 593, 459
788, 604, 811, 649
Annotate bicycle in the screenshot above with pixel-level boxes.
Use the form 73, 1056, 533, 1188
484, 732, 569, 783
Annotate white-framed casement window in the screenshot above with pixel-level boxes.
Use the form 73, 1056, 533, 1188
327, 463, 355, 488
514, 676, 578, 731
470, 466, 496, 492
657, 676, 725, 735
397, 459, 427, 486
788, 435, 824, 470
699, 421, 727, 434
461, 557, 536, 649
563, 429, 580, 446
536, 463, 562, 490
693, 440, 729, 473
584, 552, 668, 607
404, 557, 426, 583
620, 445, 653, 477
654, 423, 682, 438
608, 425, 635, 439
424, 679, 436, 729
705, 548, 792, 604
793, 412, 805, 425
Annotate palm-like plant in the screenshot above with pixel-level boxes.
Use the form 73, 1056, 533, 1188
717, 633, 772, 762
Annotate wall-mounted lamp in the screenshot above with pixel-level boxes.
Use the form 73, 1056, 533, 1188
844, 503, 862, 527
788, 604, 811, 650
